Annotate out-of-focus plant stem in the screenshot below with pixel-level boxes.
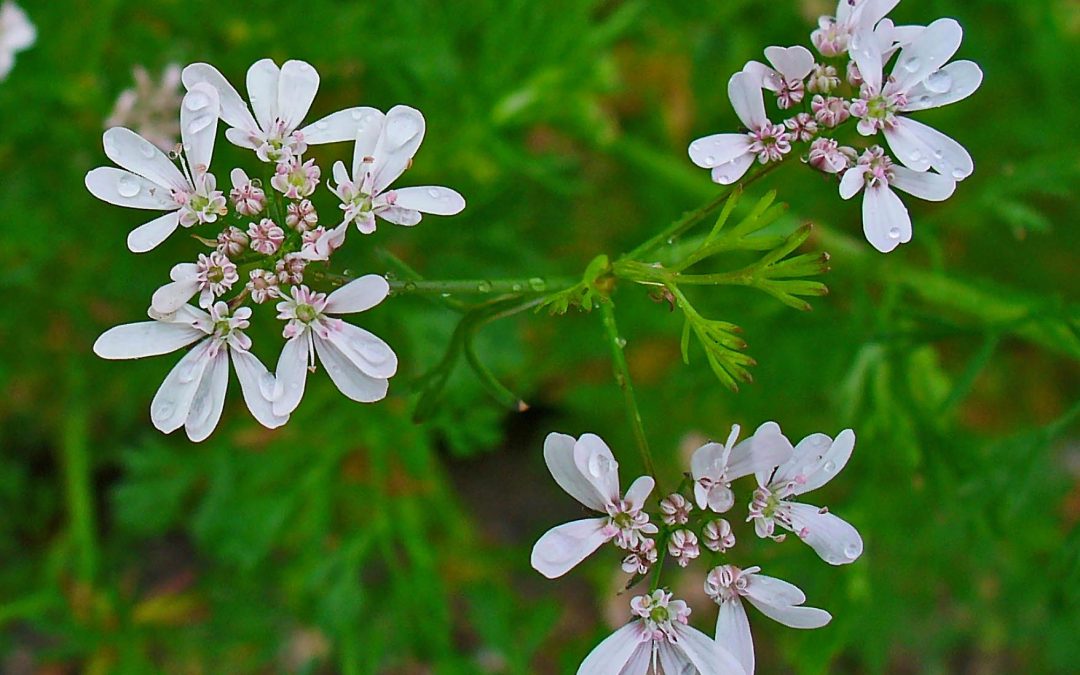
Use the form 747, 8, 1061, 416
61, 366, 97, 582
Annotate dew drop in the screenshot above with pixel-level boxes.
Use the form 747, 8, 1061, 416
154, 402, 175, 420
951, 167, 967, 179
901, 56, 920, 72
139, 141, 157, 159
888, 226, 902, 239
588, 452, 615, 478
315, 120, 330, 131
404, 281, 417, 292
185, 90, 211, 111
933, 148, 944, 159
924, 69, 952, 93
511, 283, 523, 292
187, 115, 214, 134
615, 337, 627, 349
426, 187, 442, 199
178, 362, 199, 383
385, 115, 419, 147
704, 154, 716, 165
103, 135, 119, 157
477, 280, 493, 293
843, 543, 861, 559
116, 174, 141, 198
259, 372, 277, 399
909, 149, 923, 162
528, 277, 546, 291
350, 109, 366, 121
823, 460, 837, 472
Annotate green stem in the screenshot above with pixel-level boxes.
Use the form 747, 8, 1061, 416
61, 369, 97, 582
318, 271, 578, 297
598, 301, 659, 487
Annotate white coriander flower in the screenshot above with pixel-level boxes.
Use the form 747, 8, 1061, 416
86, 83, 226, 252
810, 0, 898, 57
706, 564, 831, 675
743, 46, 815, 109
577, 590, 745, 675
181, 59, 370, 163
0, 1, 34, 81
93, 302, 286, 441
748, 426, 864, 565
105, 64, 183, 151
839, 145, 955, 253
272, 276, 398, 416
849, 18, 983, 179
531, 432, 657, 579
688, 71, 791, 185
329, 105, 466, 234
691, 422, 793, 514
151, 252, 239, 314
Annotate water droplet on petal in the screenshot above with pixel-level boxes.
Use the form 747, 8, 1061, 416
902, 56, 920, 72
951, 167, 966, 179
315, 120, 329, 130
924, 69, 952, 93
140, 141, 157, 159
178, 362, 199, 383
844, 543, 861, 559
154, 402, 175, 419
426, 187, 442, 199
588, 452, 614, 479
704, 155, 716, 165
888, 226, 902, 239
823, 460, 837, 472
909, 149, 923, 162
385, 115, 419, 147
117, 174, 141, 198
350, 109, 366, 121
187, 115, 214, 134
185, 91, 210, 111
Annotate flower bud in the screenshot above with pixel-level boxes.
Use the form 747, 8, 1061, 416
659, 493, 693, 526
216, 226, 249, 257
286, 199, 319, 231
807, 63, 840, 94
276, 253, 307, 286
248, 218, 285, 255
667, 529, 700, 568
811, 95, 851, 128
246, 269, 280, 304
702, 518, 736, 553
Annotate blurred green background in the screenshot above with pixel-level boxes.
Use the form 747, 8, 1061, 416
1, 0, 1078, 673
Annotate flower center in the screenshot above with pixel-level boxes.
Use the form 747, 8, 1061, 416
649, 606, 669, 624
295, 303, 318, 323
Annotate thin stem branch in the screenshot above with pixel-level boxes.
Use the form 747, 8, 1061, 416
61, 369, 97, 582
317, 270, 578, 298
599, 301, 659, 488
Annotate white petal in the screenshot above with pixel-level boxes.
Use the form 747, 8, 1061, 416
246, 58, 281, 132
690, 441, 723, 482
850, 28, 883, 93
94, 321, 204, 360
888, 116, 973, 180
184, 348, 229, 442
744, 573, 806, 608
325, 274, 390, 314
862, 184, 910, 253
901, 60, 983, 112
530, 518, 609, 579
764, 45, 814, 81
102, 127, 186, 191
224, 127, 259, 150
276, 60, 319, 132
786, 501, 864, 565
231, 349, 288, 429
151, 279, 200, 315
622, 475, 655, 511
745, 596, 831, 630
741, 60, 779, 92
377, 206, 423, 226
323, 322, 398, 380
575, 622, 647, 675
371, 105, 426, 193
839, 168, 866, 200
713, 151, 755, 185
85, 168, 178, 210
272, 333, 309, 416
673, 622, 748, 675
127, 212, 181, 253
543, 432, 609, 512
857, 0, 901, 29
574, 434, 620, 506
889, 166, 955, 202
778, 429, 855, 496
728, 421, 794, 479
182, 62, 259, 132
391, 186, 465, 216
657, 641, 690, 675
300, 106, 382, 145
715, 599, 755, 675
150, 339, 214, 434
727, 71, 767, 129
179, 83, 219, 173
351, 110, 388, 176
313, 334, 391, 403
890, 18, 964, 93
688, 134, 751, 169
707, 484, 736, 514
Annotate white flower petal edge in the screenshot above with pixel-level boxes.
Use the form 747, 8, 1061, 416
691, 422, 794, 514
531, 432, 657, 579
93, 303, 287, 440
0, 1, 36, 80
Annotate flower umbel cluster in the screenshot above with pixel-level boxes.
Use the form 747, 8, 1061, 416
89, 59, 466, 441
689, 0, 982, 253
532, 424, 861, 674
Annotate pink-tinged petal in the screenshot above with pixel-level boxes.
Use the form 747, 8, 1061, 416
102, 127, 186, 191
150, 339, 214, 434
690, 441, 723, 482
371, 105, 426, 193
323, 322, 398, 380
891, 18, 963, 93
543, 432, 609, 511
94, 321, 204, 360
391, 186, 465, 216
764, 45, 815, 81
839, 168, 866, 200
889, 116, 973, 180
862, 183, 910, 253
728, 71, 767, 129
741, 60, 778, 91
673, 622, 748, 675
573, 433, 621, 506
530, 517, 610, 579
85, 168, 178, 210
889, 166, 955, 202
708, 484, 736, 513
246, 58, 280, 132
688, 134, 751, 169
351, 110, 388, 176
151, 279, 200, 315
312, 334, 390, 403
184, 348, 229, 442
301, 106, 381, 145
784, 429, 855, 495
376, 206, 422, 226
331, 159, 351, 189
623, 475, 655, 511
224, 127, 259, 150
786, 502, 864, 564
575, 622, 648, 675
180, 83, 220, 174
711, 152, 755, 185
231, 349, 288, 429
901, 60, 983, 112
182, 62, 259, 132
272, 333, 310, 416
657, 641, 690, 675
693, 481, 710, 510
325, 274, 390, 315
850, 29, 883, 93
715, 599, 755, 675
728, 421, 794, 480
276, 60, 319, 132
127, 212, 181, 253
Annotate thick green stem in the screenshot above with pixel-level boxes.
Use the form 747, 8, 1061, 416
599, 301, 659, 487
61, 369, 97, 582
